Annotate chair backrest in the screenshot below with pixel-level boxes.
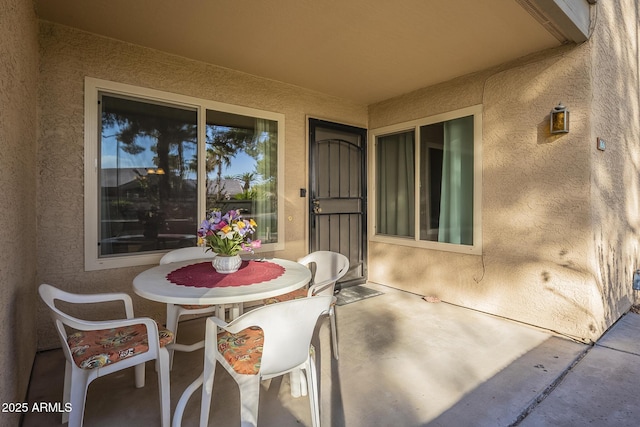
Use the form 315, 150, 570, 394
213, 295, 332, 376
159, 246, 214, 264
38, 284, 133, 364
39, 284, 134, 327
298, 251, 349, 296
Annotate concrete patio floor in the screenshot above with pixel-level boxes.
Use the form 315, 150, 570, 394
22, 283, 640, 426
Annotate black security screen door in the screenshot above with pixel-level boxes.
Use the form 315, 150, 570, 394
309, 119, 367, 288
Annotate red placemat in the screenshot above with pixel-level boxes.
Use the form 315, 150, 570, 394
166, 260, 285, 288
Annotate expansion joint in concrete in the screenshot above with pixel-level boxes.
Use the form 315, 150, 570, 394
508, 344, 593, 426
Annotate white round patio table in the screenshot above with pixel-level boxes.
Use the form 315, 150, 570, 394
133, 257, 311, 307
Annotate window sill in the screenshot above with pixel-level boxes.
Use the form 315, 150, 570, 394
370, 234, 481, 255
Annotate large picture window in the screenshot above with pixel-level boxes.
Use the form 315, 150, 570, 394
85, 78, 284, 270
371, 105, 482, 254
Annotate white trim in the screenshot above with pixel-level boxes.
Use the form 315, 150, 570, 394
368, 104, 483, 255
84, 77, 285, 271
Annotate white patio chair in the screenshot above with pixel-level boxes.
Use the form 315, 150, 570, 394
264, 251, 349, 359
38, 283, 172, 427
173, 295, 332, 427
160, 247, 244, 369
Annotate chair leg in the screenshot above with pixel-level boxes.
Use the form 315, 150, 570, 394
305, 358, 321, 427
330, 311, 339, 360
166, 304, 180, 370
299, 369, 308, 396
200, 320, 218, 427
157, 348, 171, 427
62, 361, 72, 424
174, 373, 204, 427
237, 376, 261, 427
68, 369, 91, 427
135, 363, 146, 388
289, 369, 304, 398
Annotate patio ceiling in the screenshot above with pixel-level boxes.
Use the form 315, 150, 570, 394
34, 0, 588, 105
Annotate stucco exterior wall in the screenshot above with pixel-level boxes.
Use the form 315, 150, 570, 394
368, 1, 640, 342
36, 22, 367, 350
588, 0, 640, 326
0, 0, 39, 419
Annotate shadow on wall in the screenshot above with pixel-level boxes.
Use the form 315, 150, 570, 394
368, 39, 640, 341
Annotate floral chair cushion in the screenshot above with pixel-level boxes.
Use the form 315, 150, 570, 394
67, 323, 174, 370
178, 304, 215, 310
263, 288, 308, 305
217, 326, 264, 375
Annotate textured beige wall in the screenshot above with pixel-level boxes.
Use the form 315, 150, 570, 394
588, 0, 640, 326
368, 1, 640, 342
0, 0, 39, 419
36, 22, 367, 350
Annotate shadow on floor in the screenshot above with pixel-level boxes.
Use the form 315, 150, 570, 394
24, 283, 593, 427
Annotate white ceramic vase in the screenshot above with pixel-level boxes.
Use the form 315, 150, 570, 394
212, 254, 242, 274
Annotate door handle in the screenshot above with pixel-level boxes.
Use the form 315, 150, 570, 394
312, 200, 322, 214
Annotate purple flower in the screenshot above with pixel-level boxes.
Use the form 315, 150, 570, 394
197, 219, 214, 237
222, 210, 238, 223
209, 211, 222, 224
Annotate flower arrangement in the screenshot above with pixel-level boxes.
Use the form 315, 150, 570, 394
197, 209, 261, 256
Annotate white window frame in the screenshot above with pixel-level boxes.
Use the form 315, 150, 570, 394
84, 77, 285, 271
369, 105, 482, 255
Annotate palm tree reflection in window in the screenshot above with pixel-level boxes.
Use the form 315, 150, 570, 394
99, 95, 198, 255
203, 114, 278, 245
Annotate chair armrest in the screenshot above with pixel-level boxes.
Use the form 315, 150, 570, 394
65, 316, 160, 342
308, 280, 336, 296
207, 315, 260, 337
208, 316, 228, 329
59, 291, 135, 319
212, 311, 262, 334
207, 316, 263, 336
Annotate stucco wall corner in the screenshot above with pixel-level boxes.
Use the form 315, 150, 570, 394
586, 0, 640, 328
0, 0, 39, 416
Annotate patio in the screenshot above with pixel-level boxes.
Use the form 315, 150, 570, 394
8, 2, 640, 425
24, 283, 599, 427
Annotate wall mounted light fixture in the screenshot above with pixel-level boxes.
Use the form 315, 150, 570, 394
550, 102, 569, 134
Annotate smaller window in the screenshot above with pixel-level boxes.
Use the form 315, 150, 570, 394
371, 105, 482, 254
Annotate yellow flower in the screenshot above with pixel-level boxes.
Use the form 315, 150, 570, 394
236, 220, 246, 229
249, 219, 257, 227
221, 225, 232, 234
